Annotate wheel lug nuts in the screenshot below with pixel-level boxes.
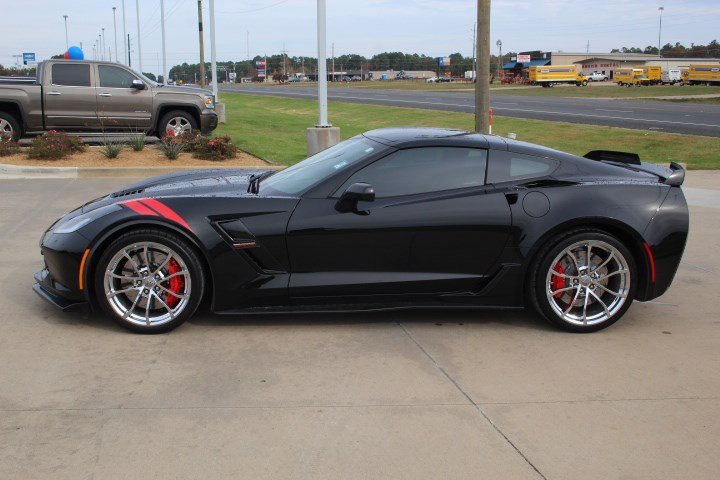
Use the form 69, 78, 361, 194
143, 289, 149, 295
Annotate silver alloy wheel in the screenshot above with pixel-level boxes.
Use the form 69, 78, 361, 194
165, 116, 191, 136
545, 240, 630, 326
0, 118, 13, 137
103, 241, 191, 327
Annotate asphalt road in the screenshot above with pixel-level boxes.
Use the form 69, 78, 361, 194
1, 172, 719, 479
220, 84, 720, 137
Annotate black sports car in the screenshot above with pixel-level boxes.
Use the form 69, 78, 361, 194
34, 128, 689, 333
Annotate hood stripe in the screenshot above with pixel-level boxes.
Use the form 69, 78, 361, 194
123, 199, 158, 217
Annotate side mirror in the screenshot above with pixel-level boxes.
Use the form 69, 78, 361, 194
131, 79, 145, 90
335, 183, 375, 213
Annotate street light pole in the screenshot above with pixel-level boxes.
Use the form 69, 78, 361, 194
197, 0, 206, 86
475, 0, 491, 134
657, 6, 664, 55
102, 28, 106, 61
136, 0, 143, 72
209, 0, 218, 98
160, 0, 167, 84
317, 0, 329, 126
113, 7, 119, 63
63, 15, 69, 50
122, 0, 127, 65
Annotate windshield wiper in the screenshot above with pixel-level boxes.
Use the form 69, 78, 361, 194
247, 171, 275, 194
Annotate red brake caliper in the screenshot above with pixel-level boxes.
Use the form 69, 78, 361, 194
165, 258, 184, 308
552, 262, 566, 299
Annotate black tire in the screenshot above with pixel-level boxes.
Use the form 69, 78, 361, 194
93, 229, 205, 333
0, 111, 21, 141
528, 229, 637, 333
158, 110, 197, 137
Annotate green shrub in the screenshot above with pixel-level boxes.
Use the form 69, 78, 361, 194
158, 134, 185, 160
177, 130, 203, 151
0, 132, 19, 157
128, 134, 146, 151
192, 135, 238, 161
27, 130, 85, 159
100, 140, 124, 158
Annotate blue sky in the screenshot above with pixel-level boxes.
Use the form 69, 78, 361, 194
2, 0, 719, 74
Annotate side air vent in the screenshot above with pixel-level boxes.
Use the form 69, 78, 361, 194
110, 188, 145, 198
584, 150, 641, 165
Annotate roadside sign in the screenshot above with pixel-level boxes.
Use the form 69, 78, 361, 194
517, 54, 531, 63
255, 59, 266, 78
438, 57, 451, 67
22, 52, 35, 65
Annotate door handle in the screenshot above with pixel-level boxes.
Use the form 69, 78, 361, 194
47, 91, 61, 95
98, 92, 112, 97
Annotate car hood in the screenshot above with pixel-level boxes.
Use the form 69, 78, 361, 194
82, 168, 271, 213
155, 84, 211, 96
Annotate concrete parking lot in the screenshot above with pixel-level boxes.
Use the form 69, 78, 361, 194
1, 173, 719, 480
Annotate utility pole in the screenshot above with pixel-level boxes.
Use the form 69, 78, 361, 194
102, 28, 106, 60
122, 0, 127, 65
331, 42, 335, 81
496, 39, 502, 78
113, 7, 119, 64
63, 15, 69, 50
98, 34, 103, 60
127, 34, 131, 66
657, 6, 664, 55
160, 0, 167, 84
197, 0, 206, 86
475, 0, 490, 134
472, 23, 476, 80
136, 0, 143, 71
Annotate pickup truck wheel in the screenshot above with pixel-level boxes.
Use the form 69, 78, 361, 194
0, 112, 20, 141
159, 110, 197, 137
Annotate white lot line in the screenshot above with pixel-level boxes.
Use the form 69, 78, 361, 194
233, 90, 720, 129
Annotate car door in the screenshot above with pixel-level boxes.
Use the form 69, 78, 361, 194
95, 64, 153, 130
286, 146, 512, 299
44, 62, 99, 129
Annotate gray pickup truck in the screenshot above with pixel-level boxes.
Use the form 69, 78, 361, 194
0, 60, 218, 141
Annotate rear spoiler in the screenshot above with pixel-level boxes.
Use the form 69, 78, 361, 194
584, 150, 684, 186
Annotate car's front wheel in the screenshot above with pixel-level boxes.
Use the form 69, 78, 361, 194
94, 229, 205, 333
530, 230, 636, 332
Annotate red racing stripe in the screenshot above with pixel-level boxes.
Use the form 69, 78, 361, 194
139, 198, 192, 231
122, 199, 159, 217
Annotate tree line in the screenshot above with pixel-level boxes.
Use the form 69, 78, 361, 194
611, 39, 719, 57
169, 51, 515, 83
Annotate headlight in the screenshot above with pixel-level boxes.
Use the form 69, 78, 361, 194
53, 215, 93, 234
203, 95, 215, 109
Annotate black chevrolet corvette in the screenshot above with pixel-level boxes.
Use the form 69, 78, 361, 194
34, 128, 689, 333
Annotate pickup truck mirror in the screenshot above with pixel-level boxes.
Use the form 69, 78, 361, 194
131, 79, 145, 90
335, 183, 375, 214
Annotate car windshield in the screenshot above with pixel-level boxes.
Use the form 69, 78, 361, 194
258, 136, 384, 196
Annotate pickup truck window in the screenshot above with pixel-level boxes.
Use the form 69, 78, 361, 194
52, 63, 91, 87
98, 65, 138, 88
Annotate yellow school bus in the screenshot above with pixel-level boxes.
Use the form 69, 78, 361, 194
528, 65, 587, 87
687, 64, 720, 85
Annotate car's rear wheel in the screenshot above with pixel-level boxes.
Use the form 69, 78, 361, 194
94, 229, 205, 333
529, 230, 636, 332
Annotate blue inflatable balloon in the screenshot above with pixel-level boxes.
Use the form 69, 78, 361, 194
67, 46, 84, 60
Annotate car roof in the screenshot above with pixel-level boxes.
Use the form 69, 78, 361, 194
362, 127, 507, 150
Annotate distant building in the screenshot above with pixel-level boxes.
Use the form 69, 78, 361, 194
368, 70, 435, 80
504, 51, 720, 79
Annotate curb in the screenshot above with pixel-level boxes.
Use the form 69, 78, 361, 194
0, 163, 284, 179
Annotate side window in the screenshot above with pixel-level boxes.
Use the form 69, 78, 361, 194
51, 64, 91, 87
486, 151, 558, 184
98, 65, 139, 88
337, 147, 487, 198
